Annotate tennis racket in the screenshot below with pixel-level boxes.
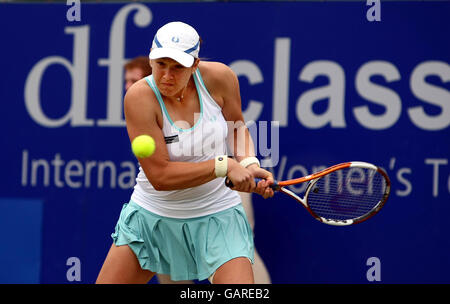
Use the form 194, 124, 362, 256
226, 161, 390, 226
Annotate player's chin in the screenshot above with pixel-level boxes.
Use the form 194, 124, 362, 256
159, 86, 178, 96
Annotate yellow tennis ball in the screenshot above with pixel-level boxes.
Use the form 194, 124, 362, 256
132, 135, 155, 158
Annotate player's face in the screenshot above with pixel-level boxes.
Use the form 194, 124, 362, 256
125, 67, 146, 91
150, 57, 194, 97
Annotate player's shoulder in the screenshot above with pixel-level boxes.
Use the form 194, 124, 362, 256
199, 61, 236, 80
198, 61, 237, 92
124, 77, 160, 114
125, 78, 156, 105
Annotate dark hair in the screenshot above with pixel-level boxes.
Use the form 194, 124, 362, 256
197, 36, 210, 61
124, 56, 152, 75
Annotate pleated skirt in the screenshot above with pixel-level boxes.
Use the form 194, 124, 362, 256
111, 200, 254, 281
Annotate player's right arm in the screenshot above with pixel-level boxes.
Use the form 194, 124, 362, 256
123, 79, 254, 192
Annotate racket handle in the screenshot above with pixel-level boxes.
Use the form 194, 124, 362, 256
225, 177, 234, 188
225, 178, 279, 190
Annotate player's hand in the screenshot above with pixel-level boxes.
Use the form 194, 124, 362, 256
247, 164, 275, 199
226, 159, 256, 193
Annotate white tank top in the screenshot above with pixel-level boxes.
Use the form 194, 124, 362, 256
130, 69, 241, 218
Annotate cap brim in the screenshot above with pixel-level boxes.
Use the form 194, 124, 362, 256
149, 48, 195, 68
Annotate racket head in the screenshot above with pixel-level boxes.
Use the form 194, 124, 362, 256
302, 162, 390, 226
277, 162, 353, 188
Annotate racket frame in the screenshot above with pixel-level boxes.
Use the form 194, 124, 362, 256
273, 161, 391, 226
225, 161, 391, 226
275, 161, 391, 226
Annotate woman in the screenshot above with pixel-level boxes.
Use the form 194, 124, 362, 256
96, 21, 274, 284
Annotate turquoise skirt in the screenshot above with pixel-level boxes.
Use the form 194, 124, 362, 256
111, 201, 254, 281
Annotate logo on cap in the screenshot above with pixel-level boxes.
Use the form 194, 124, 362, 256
171, 36, 180, 43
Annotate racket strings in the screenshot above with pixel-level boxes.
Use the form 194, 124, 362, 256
306, 167, 387, 221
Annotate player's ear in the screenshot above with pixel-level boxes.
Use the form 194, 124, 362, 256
192, 58, 200, 72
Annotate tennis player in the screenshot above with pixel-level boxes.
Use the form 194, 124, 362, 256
96, 21, 274, 284
122, 56, 272, 284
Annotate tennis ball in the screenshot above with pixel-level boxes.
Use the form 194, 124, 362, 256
132, 135, 155, 158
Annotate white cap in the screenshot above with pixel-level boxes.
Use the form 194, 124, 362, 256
149, 22, 200, 68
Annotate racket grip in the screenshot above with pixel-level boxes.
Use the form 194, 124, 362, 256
225, 178, 279, 189
225, 177, 234, 188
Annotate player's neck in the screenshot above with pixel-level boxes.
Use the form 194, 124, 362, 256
167, 78, 195, 104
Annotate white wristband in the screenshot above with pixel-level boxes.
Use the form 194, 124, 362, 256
239, 157, 260, 168
215, 155, 228, 177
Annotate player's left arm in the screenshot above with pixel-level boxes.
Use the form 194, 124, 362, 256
211, 63, 274, 198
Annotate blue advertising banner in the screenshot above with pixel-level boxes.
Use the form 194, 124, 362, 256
0, 2, 449, 283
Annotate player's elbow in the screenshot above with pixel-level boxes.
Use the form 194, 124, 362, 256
148, 175, 168, 191
151, 180, 169, 191
142, 161, 173, 191
148, 172, 176, 191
